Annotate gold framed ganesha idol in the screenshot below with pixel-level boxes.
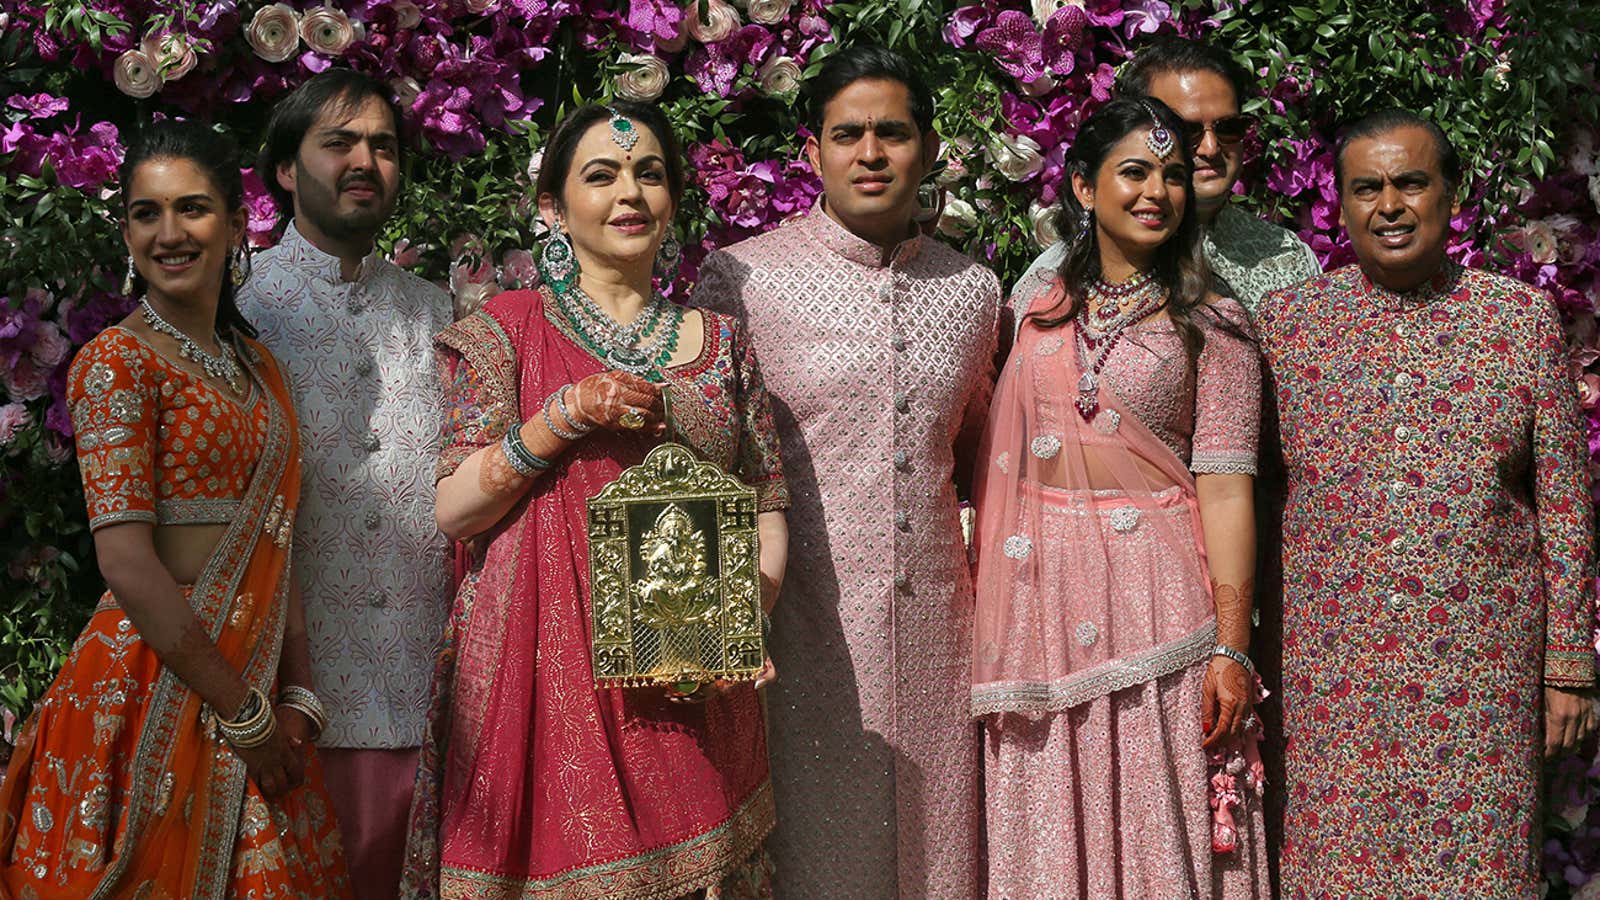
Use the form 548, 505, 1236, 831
586, 442, 765, 690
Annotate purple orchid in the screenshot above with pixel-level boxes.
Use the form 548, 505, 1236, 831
6, 93, 70, 118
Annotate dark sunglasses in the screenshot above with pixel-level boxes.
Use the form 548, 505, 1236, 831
1182, 114, 1256, 149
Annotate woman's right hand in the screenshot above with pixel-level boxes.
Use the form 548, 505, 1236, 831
231, 717, 305, 799
564, 371, 666, 435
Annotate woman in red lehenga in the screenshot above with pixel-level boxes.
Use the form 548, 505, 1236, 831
401, 102, 788, 899
0, 122, 350, 897
971, 98, 1271, 898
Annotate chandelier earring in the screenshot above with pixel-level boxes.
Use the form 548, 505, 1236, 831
538, 220, 579, 294
654, 233, 681, 285
122, 256, 137, 295
230, 246, 250, 288
1077, 207, 1094, 240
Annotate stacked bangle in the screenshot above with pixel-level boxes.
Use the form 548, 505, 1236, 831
217, 686, 276, 749
277, 685, 329, 741
1212, 644, 1255, 673
501, 425, 553, 477
552, 386, 592, 436
542, 391, 586, 441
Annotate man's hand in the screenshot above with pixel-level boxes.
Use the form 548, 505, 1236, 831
1544, 686, 1596, 758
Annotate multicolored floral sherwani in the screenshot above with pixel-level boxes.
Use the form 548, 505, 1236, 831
694, 202, 1001, 899
1256, 263, 1597, 900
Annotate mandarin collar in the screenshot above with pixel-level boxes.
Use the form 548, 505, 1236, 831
1358, 259, 1464, 310
278, 220, 380, 285
800, 199, 924, 269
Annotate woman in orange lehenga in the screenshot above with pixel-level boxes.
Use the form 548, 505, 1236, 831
0, 122, 350, 898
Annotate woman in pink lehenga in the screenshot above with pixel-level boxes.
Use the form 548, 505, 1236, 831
972, 98, 1270, 898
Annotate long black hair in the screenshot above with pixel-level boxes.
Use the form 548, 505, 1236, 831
1030, 97, 1225, 364
119, 119, 257, 340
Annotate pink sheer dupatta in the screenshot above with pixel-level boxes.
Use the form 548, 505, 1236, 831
971, 284, 1217, 716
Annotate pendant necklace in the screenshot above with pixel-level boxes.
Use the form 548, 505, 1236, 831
140, 298, 245, 394
552, 283, 682, 383
1089, 270, 1154, 325
1073, 277, 1166, 422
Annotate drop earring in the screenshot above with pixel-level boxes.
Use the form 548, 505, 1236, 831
538, 222, 579, 294
653, 233, 681, 285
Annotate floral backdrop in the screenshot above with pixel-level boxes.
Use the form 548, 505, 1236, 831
1, 0, 1598, 891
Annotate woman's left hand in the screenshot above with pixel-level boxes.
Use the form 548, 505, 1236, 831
276, 704, 317, 752
665, 659, 777, 703
1201, 655, 1251, 749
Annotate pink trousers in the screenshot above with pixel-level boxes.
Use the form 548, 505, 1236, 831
319, 747, 420, 900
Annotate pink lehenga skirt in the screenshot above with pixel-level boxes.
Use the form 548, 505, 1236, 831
980, 484, 1270, 900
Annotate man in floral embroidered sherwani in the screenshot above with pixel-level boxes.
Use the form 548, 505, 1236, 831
1015, 36, 1321, 315
692, 46, 1000, 900
1257, 109, 1596, 899
238, 70, 451, 900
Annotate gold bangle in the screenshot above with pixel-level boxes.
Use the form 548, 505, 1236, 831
217, 686, 275, 749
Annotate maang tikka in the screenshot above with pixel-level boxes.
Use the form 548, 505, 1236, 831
607, 108, 639, 153
1142, 100, 1176, 162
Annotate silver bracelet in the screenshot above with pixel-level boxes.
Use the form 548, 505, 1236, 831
552, 385, 592, 435
277, 685, 328, 740
1212, 644, 1254, 673
542, 393, 586, 441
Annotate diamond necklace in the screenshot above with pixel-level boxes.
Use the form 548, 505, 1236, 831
551, 284, 682, 382
1089, 269, 1155, 324
140, 299, 245, 394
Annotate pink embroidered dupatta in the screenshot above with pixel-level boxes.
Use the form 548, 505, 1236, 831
402, 290, 771, 900
970, 285, 1218, 716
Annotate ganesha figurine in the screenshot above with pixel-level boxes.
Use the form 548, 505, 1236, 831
586, 442, 765, 689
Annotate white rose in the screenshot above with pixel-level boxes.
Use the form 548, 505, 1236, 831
526, 148, 545, 185
686, 0, 740, 44
1029, 202, 1060, 248
937, 197, 979, 237
391, 76, 423, 110
245, 4, 301, 63
112, 49, 162, 99
1031, 0, 1083, 27
0, 12, 10, 32
935, 154, 967, 188
1020, 73, 1056, 97
746, 0, 794, 25
300, 6, 356, 57
143, 32, 197, 82
988, 133, 1046, 182
392, 0, 422, 29
615, 53, 670, 102
757, 55, 802, 98
1523, 220, 1558, 265
466, 0, 499, 12
1589, 174, 1600, 214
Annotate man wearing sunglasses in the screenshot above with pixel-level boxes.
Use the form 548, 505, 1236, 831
1117, 36, 1322, 315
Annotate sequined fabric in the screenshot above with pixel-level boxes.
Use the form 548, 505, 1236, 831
239, 221, 453, 750
693, 202, 1000, 899
69, 328, 268, 530
1257, 264, 1597, 898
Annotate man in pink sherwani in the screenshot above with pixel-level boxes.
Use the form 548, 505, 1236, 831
693, 45, 1000, 899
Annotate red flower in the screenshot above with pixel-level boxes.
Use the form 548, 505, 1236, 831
1427, 604, 1448, 624
1429, 711, 1451, 729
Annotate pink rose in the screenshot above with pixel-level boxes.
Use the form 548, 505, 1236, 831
0, 402, 31, 446
245, 4, 301, 63
391, 0, 422, 30
112, 49, 162, 99
499, 249, 538, 290
300, 6, 355, 57
686, 0, 740, 44
142, 32, 197, 82
389, 238, 421, 269
1579, 374, 1600, 410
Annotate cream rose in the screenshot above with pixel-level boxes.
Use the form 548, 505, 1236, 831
686, 0, 740, 44
391, 76, 423, 110
113, 49, 162, 99
466, 0, 499, 12
757, 55, 802, 97
615, 53, 670, 102
988, 133, 1046, 182
1031, 0, 1084, 27
1029, 201, 1061, 248
391, 0, 422, 30
935, 154, 967, 188
301, 6, 356, 57
1589, 174, 1600, 215
143, 32, 197, 82
246, 4, 301, 63
937, 198, 979, 238
526, 148, 545, 186
1523, 220, 1558, 265
746, 0, 794, 25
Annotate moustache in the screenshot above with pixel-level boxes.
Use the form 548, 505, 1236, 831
339, 176, 383, 195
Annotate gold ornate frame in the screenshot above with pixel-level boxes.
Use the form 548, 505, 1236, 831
587, 443, 764, 688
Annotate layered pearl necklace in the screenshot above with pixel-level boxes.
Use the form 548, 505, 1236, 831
140, 298, 245, 394
1073, 274, 1166, 422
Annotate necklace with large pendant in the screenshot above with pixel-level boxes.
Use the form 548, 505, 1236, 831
140, 298, 245, 394
553, 284, 682, 383
1073, 280, 1166, 422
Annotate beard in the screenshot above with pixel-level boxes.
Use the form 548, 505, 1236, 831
293, 159, 394, 243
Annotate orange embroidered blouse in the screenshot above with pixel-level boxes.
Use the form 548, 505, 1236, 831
68, 327, 272, 531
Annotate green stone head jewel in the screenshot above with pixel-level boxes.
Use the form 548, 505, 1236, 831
608, 107, 640, 153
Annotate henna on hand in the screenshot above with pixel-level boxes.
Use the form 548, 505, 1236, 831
1210, 578, 1254, 656
478, 442, 530, 495
568, 371, 664, 432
